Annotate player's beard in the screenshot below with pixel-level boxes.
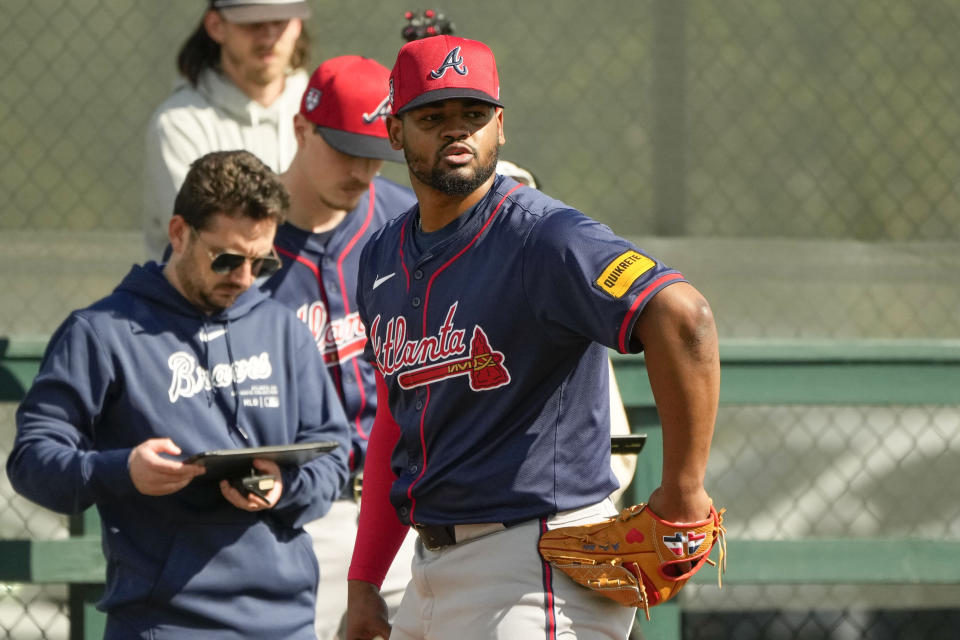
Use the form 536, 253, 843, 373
222, 44, 289, 88
407, 143, 500, 196
175, 253, 240, 315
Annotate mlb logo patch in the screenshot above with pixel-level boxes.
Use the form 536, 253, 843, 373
304, 87, 321, 112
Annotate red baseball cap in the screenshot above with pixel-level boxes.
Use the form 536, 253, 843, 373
389, 35, 503, 115
300, 56, 403, 162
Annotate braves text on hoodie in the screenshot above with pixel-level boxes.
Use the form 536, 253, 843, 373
7, 262, 351, 639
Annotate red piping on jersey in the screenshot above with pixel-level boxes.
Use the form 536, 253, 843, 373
275, 244, 345, 395
405, 183, 522, 525
398, 219, 411, 291
338, 182, 376, 315
420, 184, 521, 335
617, 272, 685, 353
274, 193, 376, 442
276, 245, 320, 278
406, 384, 431, 524
336, 183, 376, 439
540, 517, 558, 639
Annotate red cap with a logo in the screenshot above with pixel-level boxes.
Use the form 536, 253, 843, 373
300, 56, 402, 162
389, 35, 503, 115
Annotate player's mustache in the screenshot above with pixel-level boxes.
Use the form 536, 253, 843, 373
215, 282, 246, 294
438, 140, 477, 158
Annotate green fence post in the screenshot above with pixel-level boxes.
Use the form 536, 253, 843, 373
69, 584, 106, 640
68, 509, 105, 640
626, 407, 662, 505
635, 600, 681, 640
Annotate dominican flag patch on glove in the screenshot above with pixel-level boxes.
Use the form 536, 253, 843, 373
662, 531, 708, 557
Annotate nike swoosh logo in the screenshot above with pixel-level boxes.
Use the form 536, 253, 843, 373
373, 273, 396, 290
198, 329, 227, 342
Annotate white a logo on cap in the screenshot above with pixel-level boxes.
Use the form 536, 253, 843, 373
304, 87, 321, 112
430, 46, 468, 79
363, 94, 392, 124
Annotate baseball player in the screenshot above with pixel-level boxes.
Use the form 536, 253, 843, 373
401, 9, 638, 505
345, 36, 720, 640
260, 56, 417, 639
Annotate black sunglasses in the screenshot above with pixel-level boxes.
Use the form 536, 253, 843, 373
190, 227, 282, 277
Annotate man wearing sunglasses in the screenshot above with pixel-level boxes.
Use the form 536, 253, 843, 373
259, 55, 418, 640
8, 150, 351, 639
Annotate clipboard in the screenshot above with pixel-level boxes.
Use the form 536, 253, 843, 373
182, 441, 339, 479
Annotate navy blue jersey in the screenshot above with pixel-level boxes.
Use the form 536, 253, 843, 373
262, 176, 415, 472
356, 175, 687, 526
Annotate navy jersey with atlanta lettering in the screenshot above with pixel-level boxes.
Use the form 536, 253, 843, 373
356, 174, 687, 526
262, 176, 415, 473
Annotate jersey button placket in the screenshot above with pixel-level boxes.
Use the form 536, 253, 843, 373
323, 266, 337, 291
410, 264, 426, 309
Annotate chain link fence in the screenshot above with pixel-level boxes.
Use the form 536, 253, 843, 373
1, 403, 70, 639
677, 403, 960, 640
6, 0, 958, 243
2, 1, 960, 638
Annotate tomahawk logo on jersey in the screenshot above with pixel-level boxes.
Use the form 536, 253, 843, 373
369, 302, 510, 391
356, 175, 688, 526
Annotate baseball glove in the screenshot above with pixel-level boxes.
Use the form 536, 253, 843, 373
538, 503, 726, 619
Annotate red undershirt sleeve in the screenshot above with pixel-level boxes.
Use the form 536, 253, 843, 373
347, 371, 409, 587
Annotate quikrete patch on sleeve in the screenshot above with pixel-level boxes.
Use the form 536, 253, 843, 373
595, 251, 655, 298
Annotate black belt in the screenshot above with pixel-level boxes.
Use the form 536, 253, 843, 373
413, 524, 457, 551
413, 520, 527, 551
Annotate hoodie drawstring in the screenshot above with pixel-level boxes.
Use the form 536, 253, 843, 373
200, 318, 214, 408
223, 318, 249, 442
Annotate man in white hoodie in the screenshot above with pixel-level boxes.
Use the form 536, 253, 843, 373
143, 0, 312, 260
